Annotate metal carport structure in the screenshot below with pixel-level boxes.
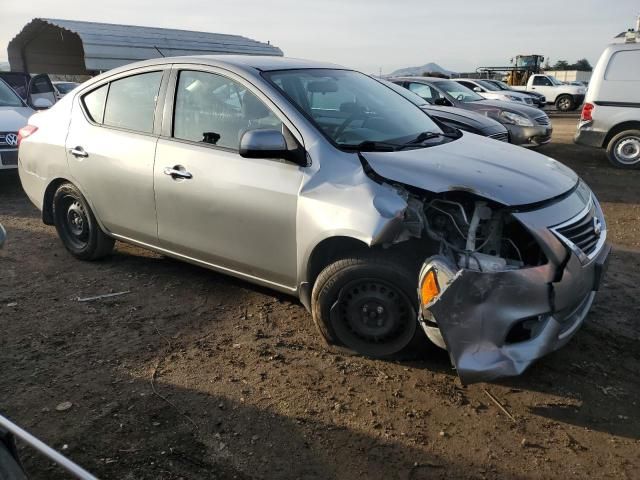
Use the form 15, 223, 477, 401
8, 18, 283, 75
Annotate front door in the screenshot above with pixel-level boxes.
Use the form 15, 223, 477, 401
66, 69, 165, 244
154, 69, 303, 288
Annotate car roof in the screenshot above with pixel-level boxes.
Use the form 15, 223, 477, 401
103, 55, 345, 77
389, 76, 453, 82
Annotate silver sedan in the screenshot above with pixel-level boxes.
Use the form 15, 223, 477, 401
18, 56, 609, 384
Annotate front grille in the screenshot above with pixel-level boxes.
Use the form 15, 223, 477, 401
553, 202, 602, 257
534, 115, 550, 126
488, 132, 509, 142
0, 150, 18, 166
0, 132, 19, 150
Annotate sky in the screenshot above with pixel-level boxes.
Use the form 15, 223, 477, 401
1, 0, 638, 74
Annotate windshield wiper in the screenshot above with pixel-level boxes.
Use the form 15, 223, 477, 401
397, 131, 458, 150
337, 140, 400, 152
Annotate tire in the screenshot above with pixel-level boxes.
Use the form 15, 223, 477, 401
555, 95, 575, 112
606, 130, 640, 169
52, 183, 114, 260
311, 253, 423, 358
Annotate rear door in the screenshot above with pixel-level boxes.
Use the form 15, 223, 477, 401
153, 67, 303, 288
66, 67, 168, 244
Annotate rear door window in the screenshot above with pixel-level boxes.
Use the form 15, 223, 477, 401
605, 50, 640, 81
103, 71, 163, 133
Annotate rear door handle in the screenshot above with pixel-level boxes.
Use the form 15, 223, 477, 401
163, 166, 193, 180
70, 146, 88, 158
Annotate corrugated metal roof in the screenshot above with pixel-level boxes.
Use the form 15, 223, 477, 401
8, 18, 283, 74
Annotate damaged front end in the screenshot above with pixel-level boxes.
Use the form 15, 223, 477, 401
392, 182, 610, 384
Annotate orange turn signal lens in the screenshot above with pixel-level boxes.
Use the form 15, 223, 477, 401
420, 269, 440, 306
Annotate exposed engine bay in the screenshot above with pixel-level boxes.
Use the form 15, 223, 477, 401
394, 187, 547, 272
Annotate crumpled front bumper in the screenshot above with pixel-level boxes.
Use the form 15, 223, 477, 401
419, 186, 610, 384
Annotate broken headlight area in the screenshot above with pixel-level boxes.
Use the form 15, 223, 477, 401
386, 188, 550, 345
395, 190, 547, 274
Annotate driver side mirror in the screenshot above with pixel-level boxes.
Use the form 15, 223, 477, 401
434, 97, 452, 107
239, 129, 307, 166
473, 87, 482, 93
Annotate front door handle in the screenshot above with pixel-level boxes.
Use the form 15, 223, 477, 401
163, 166, 193, 180
70, 146, 88, 158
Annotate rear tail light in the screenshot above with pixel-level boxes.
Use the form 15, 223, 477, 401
17, 125, 38, 146
580, 103, 594, 122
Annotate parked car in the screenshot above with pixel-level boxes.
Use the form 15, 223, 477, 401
454, 78, 537, 107
574, 41, 640, 168
0, 72, 56, 110
0, 78, 34, 170
18, 55, 610, 384
482, 79, 547, 108
510, 74, 586, 111
52, 81, 80, 99
391, 76, 552, 147
380, 79, 510, 142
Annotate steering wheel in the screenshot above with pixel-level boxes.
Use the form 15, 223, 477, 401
334, 112, 362, 139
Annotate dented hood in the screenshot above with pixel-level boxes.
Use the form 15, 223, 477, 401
361, 132, 578, 206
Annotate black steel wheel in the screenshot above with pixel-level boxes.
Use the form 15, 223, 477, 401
311, 253, 422, 358
555, 94, 575, 112
52, 183, 114, 260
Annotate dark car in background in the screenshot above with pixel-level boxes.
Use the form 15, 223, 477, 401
391, 77, 552, 147
0, 72, 57, 109
381, 79, 509, 142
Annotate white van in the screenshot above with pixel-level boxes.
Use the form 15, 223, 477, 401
575, 27, 640, 168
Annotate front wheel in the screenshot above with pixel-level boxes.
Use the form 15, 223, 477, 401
606, 130, 640, 169
555, 95, 575, 112
52, 183, 114, 260
311, 253, 423, 358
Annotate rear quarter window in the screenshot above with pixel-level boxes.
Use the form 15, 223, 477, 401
605, 50, 640, 81
82, 84, 109, 123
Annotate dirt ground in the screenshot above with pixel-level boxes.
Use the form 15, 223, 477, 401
1, 117, 639, 480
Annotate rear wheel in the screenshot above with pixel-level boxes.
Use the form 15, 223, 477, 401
52, 183, 114, 260
607, 130, 640, 169
311, 253, 422, 358
555, 95, 575, 112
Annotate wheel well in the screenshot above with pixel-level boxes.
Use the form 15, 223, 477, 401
42, 178, 70, 225
306, 236, 369, 289
603, 121, 640, 148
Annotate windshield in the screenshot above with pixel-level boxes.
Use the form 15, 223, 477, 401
476, 80, 501, 91
490, 80, 511, 91
0, 79, 24, 107
548, 76, 564, 86
55, 82, 77, 94
433, 80, 484, 102
264, 69, 442, 148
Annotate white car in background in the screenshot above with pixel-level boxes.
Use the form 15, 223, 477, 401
455, 79, 537, 106
0, 78, 34, 170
